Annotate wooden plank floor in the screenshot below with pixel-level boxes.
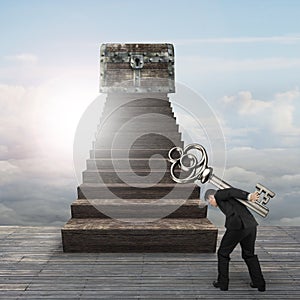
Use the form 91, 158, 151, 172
0, 226, 299, 299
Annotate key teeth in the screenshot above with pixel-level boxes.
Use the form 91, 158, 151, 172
256, 183, 275, 198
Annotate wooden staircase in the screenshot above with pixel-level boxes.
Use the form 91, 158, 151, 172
61, 95, 218, 252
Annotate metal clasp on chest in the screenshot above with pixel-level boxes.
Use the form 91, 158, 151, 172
130, 55, 144, 69
130, 55, 144, 87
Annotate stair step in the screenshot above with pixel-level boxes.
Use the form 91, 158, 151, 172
93, 141, 183, 149
71, 199, 207, 219
94, 139, 183, 149
95, 132, 182, 142
61, 218, 218, 252
102, 106, 173, 117
104, 97, 171, 107
95, 132, 182, 144
99, 116, 178, 124
97, 115, 178, 125
101, 112, 174, 120
90, 149, 174, 159
77, 183, 200, 199
86, 158, 175, 170
97, 123, 179, 132
103, 106, 173, 111
82, 169, 180, 184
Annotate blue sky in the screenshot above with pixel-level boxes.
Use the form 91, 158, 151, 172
0, 0, 299, 226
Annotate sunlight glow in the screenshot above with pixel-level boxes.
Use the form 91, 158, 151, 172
36, 74, 98, 155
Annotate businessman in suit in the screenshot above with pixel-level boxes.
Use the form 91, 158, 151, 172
205, 187, 266, 292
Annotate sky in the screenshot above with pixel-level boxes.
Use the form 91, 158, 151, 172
0, 0, 299, 227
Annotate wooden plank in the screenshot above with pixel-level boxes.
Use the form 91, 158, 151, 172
61, 218, 217, 253
70, 198, 207, 219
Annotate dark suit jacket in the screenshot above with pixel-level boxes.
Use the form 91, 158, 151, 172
215, 188, 258, 230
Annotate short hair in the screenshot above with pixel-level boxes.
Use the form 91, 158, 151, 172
204, 189, 217, 201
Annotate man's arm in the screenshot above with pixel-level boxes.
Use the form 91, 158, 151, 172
216, 187, 259, 202
215, 187, 249, 201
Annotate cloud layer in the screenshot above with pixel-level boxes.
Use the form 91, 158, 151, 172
210, 90, 300, 226
218, 89, 300, 148
0, 86, 299, 226
176, 35, 300, 45
0, 55, 299, 227
0, 76, 96, 226
4, 53, 39, 63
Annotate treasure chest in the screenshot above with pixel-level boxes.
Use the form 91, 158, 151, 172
99, 43, 175, 93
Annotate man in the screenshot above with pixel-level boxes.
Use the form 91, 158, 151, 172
204, 187, 266, 292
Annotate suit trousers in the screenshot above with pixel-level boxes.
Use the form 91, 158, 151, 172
218, 226, 257, 260
217, 226, 265, 288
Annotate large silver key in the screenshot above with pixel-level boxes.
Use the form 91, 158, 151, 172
168, 143, 275, 218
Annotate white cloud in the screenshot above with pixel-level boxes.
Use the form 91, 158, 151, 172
0, 203, 20, 224
280, 174, 300, 188
226, 147, 300, 178
0, 74, 97, 157
219, 88, 300, 146
0, 84, 41, 159
275, 89, 300, 101
175, 35, 300, 45
4, 53, 39, 63
221, 91, 272, 115
0, 145, 8, 157
270, 89, 300, 135
0, 78, 97, 225
0, 156, 76, 225
0, 160, 21, 185
225, 166, 264, 182
279, 217, 300, 226
178, 56, 300, 73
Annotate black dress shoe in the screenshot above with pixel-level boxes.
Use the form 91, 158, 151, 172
250, 282, 266, 292
213, 281, 228, 291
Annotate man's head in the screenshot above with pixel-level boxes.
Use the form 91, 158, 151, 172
204, 189, 218, 207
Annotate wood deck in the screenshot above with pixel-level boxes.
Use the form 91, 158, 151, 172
0, 226, 299, 299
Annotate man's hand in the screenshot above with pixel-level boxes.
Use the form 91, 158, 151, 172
249, 191, 260, 202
